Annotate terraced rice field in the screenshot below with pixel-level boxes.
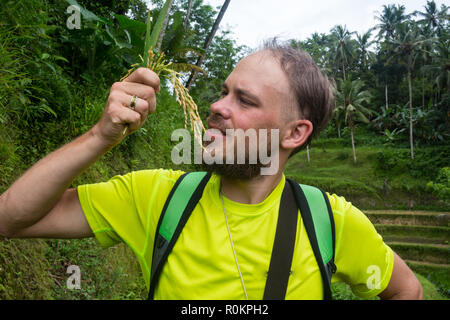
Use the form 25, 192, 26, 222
365, 210, 450, 298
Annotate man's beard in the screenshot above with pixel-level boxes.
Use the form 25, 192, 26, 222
201, 159, 266, 180
200, 129, 271, 180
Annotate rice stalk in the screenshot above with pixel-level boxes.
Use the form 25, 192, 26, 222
121, 47, 206, 151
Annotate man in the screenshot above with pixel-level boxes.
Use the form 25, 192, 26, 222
0, 41, 422, 300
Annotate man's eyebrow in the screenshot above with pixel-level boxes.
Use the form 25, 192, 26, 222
222, 83, 260, 103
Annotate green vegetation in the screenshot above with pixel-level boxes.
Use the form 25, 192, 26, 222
0, 0, 448, 299
286, 142, 450, 211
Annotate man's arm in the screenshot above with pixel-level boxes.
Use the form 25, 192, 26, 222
0, 68, 159, 239
378, 251, 423, 300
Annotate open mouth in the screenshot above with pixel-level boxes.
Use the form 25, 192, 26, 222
206, 122, 228, 140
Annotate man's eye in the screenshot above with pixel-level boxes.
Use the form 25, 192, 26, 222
220, 90, 228, 97
240, 98, 254, 106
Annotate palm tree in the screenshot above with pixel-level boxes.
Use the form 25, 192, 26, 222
388, 22, 435, 159
335, 79, 373, 164
329, 25, 355, 80
433, 40, 450, 94
291, 32, 330, 69
414, 0, 449, 35
332, 99, 345, 139
375, 4, 409, 41
186, 0, 231, 90
355, 29, 375, 71
375, 5, 409, 117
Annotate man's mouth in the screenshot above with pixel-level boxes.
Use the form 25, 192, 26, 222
206, 122, 228, 140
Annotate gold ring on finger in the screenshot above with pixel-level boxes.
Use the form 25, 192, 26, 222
130, 95, 138, 110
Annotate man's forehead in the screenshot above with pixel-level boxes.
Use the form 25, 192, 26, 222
226, 51, 291, 99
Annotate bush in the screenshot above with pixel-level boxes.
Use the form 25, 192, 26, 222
426, 167, 450, 204
375, 147, 450, 180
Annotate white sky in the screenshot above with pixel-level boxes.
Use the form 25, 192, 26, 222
204, 0, 448, 49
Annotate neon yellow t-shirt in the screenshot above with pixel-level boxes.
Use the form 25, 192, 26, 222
77, 169, 394, 300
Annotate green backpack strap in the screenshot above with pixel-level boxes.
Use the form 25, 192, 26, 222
148, 171, 211, 300
286, 179, 336, 300
148, 173, 336, 300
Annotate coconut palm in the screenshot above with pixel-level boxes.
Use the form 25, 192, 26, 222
328, 25, 355, 80
388, 22, 435, 159
414, 0, 449, 35
355, 29, 375, 71
335, 79, 373, 164
375, 4, 410, 41
433, 39, 450, 94
291, 32, 330, 69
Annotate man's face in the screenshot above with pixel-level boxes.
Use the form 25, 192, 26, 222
202, 50, 293, 178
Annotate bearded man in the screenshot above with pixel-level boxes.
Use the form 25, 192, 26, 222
0, 40, 422, 300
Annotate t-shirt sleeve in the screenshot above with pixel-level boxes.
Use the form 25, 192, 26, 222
77, 169, 184, 255
328, 193, 395, 299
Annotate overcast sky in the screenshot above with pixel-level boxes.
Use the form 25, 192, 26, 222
203, 0, 447, 49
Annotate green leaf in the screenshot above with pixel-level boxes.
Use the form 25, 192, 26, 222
53, 55, 69, 63
38, 103, 57, 118
143, 11, 152, 66
105, 25, 132, 49
148, 0, 172, 51
356, 111, 370, 124
114, 14, 146, 48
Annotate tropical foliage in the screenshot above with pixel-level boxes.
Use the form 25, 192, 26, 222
292, 1, 449, 157
0, 0, 448, 300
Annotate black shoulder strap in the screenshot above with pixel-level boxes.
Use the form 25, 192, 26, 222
148, 173, 335, 300
148, 171, 211, 300
263, 180, 298, 300
287, 179, 336, 300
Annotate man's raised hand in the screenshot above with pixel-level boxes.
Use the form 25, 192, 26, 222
93, 67, 161, 147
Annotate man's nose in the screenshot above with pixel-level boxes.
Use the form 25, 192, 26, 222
210, 96, 232, 119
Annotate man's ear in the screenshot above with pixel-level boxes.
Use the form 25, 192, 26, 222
280, 119, 313, 150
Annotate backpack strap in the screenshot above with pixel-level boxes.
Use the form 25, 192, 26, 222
148, 171, 211, 300
148, 172, 336, 300
263, 180, 298, 300
287, 179, 336, 300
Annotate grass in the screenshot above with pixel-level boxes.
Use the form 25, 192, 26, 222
45, 239, 146, 300
331, 272, 447, 300
0, 239, 54, 299
375, 224, 450, 244
366, 212, 450, 227
388, 243, 449, 265
407, 262, 450, 298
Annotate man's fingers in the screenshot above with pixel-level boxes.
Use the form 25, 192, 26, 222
118, 82, 157, 114
118, 106, 142, 132
122, 67, 161, 92
111, 91, 149, 118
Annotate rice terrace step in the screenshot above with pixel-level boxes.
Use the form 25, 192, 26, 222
365, 210, 450, 227
363, 210, 450, 298
388, 242, 449, 265
375, 224, 450, 244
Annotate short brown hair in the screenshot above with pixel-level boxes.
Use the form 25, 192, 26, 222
261, 39, 335, 157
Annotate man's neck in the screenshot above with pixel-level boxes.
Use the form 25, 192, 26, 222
220, 171, 284, 204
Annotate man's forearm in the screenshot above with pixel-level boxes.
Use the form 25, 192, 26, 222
0, 126, 112, 236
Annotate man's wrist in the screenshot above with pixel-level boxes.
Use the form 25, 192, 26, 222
88, 125, 118, 154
